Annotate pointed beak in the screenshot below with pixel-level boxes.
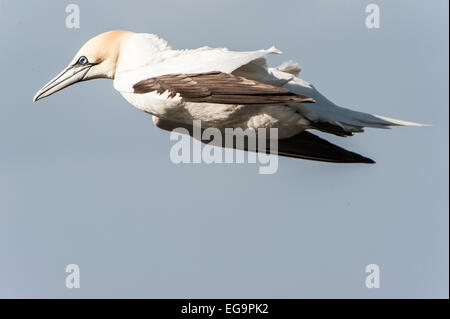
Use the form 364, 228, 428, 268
33, 64, 92, 102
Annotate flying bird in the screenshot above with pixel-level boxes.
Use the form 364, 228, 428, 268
33, 30, 425, 163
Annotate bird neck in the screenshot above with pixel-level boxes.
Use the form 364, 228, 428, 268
116, 33, 173, 75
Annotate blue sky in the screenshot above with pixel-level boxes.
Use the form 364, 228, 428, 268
0, 0, 448, 298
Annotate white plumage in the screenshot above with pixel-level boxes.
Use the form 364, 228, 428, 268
33, 30, 427, 163
113, 32, 424, 136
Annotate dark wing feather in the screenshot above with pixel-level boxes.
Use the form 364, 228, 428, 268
152, 117, 375, 164
310, 121, 355, 137
133, 71, 315, 104
275, 131, 374, 163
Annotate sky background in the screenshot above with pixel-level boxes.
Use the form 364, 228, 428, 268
0, 0, 448, 298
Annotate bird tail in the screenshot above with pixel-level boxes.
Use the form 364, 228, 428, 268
336, 106, 428, 129
270, 67, 430, 134
299, 103, 430, 135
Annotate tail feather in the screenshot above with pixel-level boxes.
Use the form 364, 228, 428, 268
322, 105, 428, 130
268, 69, 429, 133
370, 114, 430, 127
303, 104, 429, 134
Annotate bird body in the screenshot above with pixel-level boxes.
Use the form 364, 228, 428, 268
33, 30, 426, 163
113, 33, 309, 138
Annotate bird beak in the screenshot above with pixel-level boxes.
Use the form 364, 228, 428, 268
33, 64, 92, 102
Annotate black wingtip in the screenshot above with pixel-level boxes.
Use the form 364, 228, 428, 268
356, 156, 376, 164
276, 131, 377, 164
343, 149, 376, 164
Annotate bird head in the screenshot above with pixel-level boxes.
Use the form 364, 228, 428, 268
33, 30, 132, 102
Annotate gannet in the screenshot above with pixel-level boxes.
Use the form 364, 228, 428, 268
33, 30, 426, 163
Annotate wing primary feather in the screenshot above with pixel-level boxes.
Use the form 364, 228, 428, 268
275, 131, 375, 163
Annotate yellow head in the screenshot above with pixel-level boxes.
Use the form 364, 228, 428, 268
33, 30, 132, 102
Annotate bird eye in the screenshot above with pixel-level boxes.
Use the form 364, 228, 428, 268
77, 56, 89, 65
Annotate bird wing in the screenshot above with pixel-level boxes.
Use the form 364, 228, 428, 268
152, 116, 374, 164
132, 71, 314, 105
114, 46, 284, 93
